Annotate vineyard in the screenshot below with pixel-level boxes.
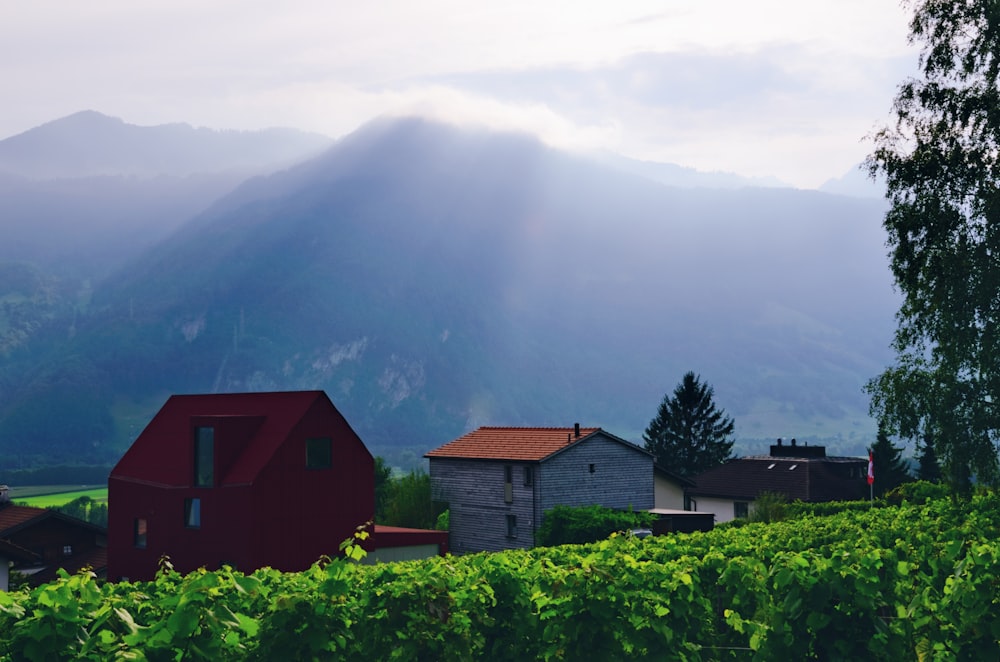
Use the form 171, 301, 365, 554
2, 489, 1000, 660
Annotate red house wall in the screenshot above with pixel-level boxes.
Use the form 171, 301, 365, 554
250, 398, 374, 571
108, 392, 374, 581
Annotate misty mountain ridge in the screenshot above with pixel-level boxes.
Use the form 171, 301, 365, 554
0, 111, 337, 279
593, 150, 791, 190
0, 114, 898, 470
0, 110, 334, 179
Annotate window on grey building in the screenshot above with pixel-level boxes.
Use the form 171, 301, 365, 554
506, 514, 517, 538
734, 501, 749, 519
589, 463, 596, 474
504, 465, 513, 503
523, 466, 533, 487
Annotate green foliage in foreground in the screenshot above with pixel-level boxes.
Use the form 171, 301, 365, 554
4, 493, 1000, 659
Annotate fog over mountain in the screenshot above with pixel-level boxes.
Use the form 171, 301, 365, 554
0, 110, 333, 180
0, 114, 898, 469
0, 111, 334, 278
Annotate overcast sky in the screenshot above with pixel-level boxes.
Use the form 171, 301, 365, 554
1, 1, 917, 188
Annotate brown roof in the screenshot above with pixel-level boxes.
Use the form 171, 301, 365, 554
0, 538, 39, 563
690, 456, 868, 502
0, 504, 47, 534
425, 426, 603, 461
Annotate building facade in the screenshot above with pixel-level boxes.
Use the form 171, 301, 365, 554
687, 439, 868, 523
427, 425, 654, 554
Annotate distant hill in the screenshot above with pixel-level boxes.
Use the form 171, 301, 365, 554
594, 151, 790, 189
0, 110, 333, 179
820, 164, 887, 199
0, 111, 334, 274
0, 116, 898, 469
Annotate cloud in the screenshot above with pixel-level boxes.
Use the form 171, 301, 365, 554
0, 0, 918, 187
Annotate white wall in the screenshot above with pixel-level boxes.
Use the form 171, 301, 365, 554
653, 475, 685, 510
691, 496, 755, 523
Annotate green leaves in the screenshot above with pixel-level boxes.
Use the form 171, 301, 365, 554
5, 494, 1000, 659
868, 0, 1000, 498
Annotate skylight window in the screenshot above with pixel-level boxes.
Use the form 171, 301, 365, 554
767, 463, 776, 469
789, 464, 798, 470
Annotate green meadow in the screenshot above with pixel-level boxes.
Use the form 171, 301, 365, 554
10, 486, 108, 508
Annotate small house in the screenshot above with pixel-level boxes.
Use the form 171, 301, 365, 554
687, 439, 868, 523
426, 425, 654, 553
0, 487, 107, 590
108, 391, 375, 581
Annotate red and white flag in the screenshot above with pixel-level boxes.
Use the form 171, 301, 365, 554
867, 451, 874, 486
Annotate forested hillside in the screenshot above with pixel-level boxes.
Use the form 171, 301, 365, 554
0, 115, 897, 469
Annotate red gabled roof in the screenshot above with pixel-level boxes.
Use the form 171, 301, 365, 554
111, 390, 340, 487
424, 426, 604, 461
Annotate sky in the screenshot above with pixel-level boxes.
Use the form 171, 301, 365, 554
0, 1, 918, 188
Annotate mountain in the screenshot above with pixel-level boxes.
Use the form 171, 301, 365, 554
0, 116, 898, 469
0, 110, 333, 179
820, 164, 887, 199
0, 111, 334, 277
594, 151, 790, 189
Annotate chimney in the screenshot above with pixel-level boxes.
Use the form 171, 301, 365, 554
791, 438, 797, 447
777, 438, 783, 446
574, 423, 580, 438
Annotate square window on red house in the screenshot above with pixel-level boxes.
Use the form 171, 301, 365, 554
306, 437, 332, 469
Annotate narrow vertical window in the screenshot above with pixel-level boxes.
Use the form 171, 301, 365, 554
506, 514, 517, 538
306, 437, 332, 469
504, 465, 513, 503
134, 518, 148, 548
194, 427, 214, 487
185, 498, 202, 528
589, 463, 596, 474
523, 466, 533, 487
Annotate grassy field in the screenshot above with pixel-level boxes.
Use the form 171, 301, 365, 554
9, 486, 107, 507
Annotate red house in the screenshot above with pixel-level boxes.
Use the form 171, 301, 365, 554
108, 391, 374, 581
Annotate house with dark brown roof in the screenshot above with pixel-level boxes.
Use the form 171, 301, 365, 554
687, 439, 868, 523
108, 391, 375, 581
425, 424, 654, 553
0, 488, 107, 590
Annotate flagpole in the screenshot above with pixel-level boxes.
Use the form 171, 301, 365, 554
867, 449, 874, 504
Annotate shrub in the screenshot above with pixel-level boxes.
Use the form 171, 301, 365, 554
535, 504, 654, 547
749, 491, 787, 523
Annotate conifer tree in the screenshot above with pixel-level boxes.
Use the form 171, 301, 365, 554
915, 432, 942, 483
643, 371, 734, 478
870, 425, 912, 498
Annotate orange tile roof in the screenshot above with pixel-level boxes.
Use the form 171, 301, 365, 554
425, 426, 602, 461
